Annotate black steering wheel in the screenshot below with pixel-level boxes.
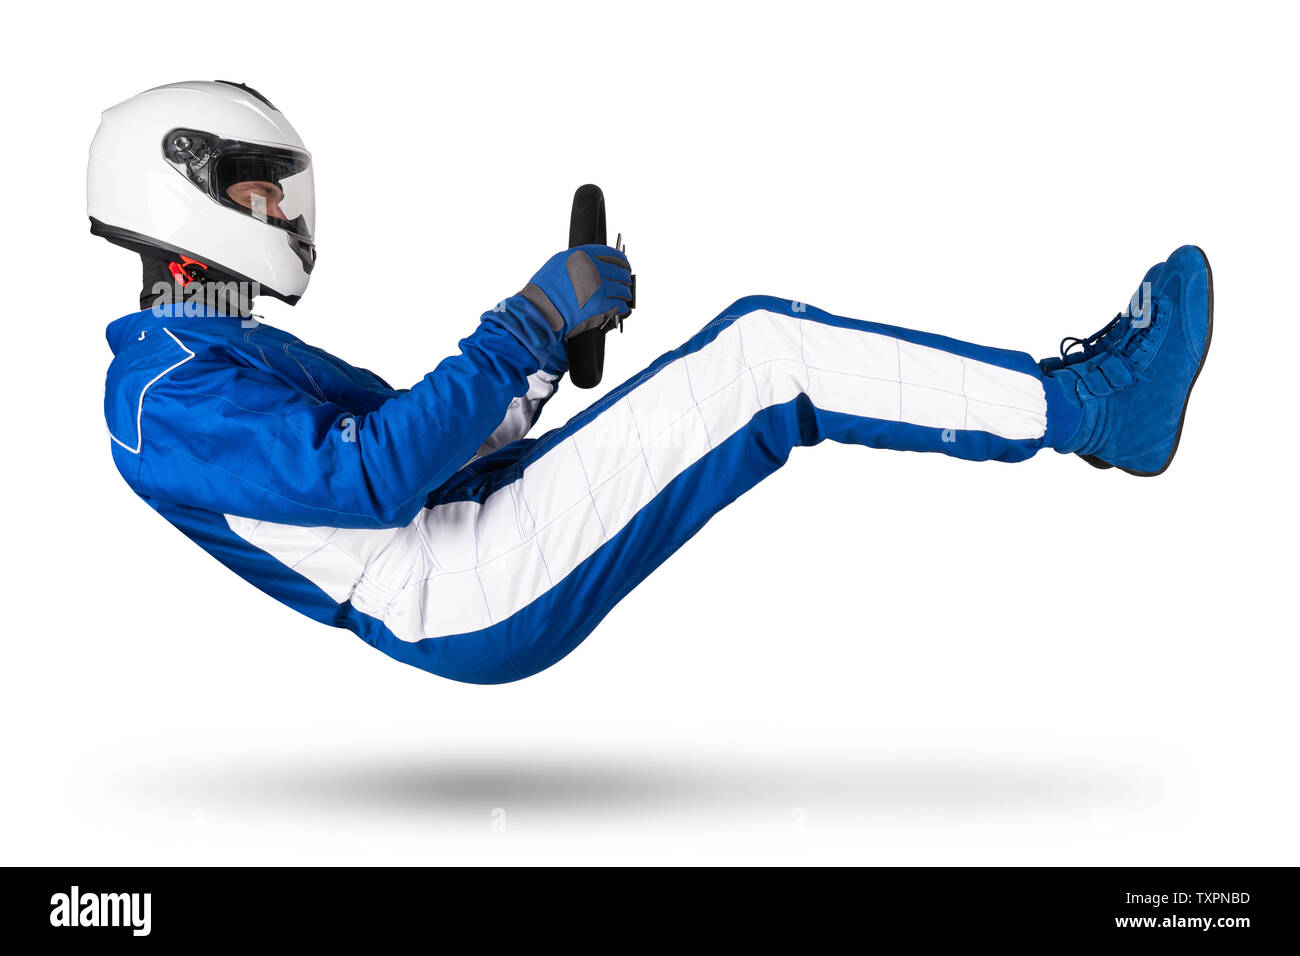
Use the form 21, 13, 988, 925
566, 184, 634, 388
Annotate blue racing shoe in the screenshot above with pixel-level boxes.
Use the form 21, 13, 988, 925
1042, 245, 1213, 476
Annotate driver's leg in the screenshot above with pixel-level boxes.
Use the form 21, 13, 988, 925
374, 295, 1081, 683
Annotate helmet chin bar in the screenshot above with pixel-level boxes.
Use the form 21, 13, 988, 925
89, 218, 303, 307
286, 231, 316, 274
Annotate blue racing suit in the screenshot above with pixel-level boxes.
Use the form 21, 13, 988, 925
104, 291, 1082, 683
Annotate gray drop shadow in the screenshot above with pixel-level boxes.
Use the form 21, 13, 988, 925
133, 748, 1154, 818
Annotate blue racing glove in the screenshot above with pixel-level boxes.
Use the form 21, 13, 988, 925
520, 244, 633, 339
477, 245, 634, 375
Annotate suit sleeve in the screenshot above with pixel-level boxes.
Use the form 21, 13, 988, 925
470, 368, 561, 459
133, 299, 565, 529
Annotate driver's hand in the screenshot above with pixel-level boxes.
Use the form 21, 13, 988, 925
520, 245, 633, 339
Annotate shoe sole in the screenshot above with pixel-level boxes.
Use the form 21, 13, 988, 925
1079, 245, 1214, 477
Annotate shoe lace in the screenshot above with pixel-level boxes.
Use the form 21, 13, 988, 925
1057, 300, 1158, 364
1058, 314, 1123, 362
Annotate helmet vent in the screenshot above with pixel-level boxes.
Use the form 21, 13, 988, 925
214, 80, 277, 111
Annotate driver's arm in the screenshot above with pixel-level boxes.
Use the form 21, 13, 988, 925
128, 295, 564, 529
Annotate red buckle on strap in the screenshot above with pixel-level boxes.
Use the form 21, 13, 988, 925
168, 255, 209, 287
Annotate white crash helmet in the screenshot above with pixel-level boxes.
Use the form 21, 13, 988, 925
88, 80, 315, 304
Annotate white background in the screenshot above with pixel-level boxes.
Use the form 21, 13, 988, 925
1, 0, 1295, 865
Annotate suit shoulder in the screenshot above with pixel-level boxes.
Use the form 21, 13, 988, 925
105, 327, 198, 454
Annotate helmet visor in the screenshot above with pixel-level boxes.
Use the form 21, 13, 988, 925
163, 128, 315, 246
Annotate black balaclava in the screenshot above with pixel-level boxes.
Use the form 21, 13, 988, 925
139, 253, 254, 317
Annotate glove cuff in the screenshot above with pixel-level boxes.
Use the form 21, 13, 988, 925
479, 293, 566, 370
519, 283, 565, 332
